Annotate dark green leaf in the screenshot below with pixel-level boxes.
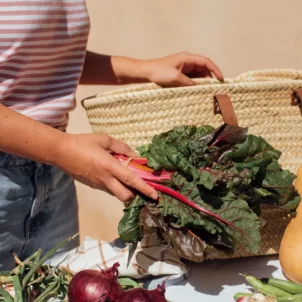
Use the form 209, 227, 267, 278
223, 134, 281, 162
262, 169, 299, 206
118, 196, 145, 243
218, 193, 261, 254
281, 195, 301, 211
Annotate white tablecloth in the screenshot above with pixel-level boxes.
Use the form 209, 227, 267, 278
165, 256, 284, 302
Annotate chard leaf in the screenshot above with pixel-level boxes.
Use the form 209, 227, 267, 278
218, 193, 261, 254
158, 191, 222, 235
161, 226, 206, 262
140, 203, 206, 262
224, 135, 281, 162
118, 196, 145, 243
281, 195, 301, 211
210, 124, 248, 147
170, 174, 261, 253
262, 169, 299, 206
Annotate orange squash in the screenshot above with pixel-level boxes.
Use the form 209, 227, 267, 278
279, 165, 302, 284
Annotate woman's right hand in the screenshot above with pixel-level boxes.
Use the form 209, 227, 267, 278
57, 133, 158, 202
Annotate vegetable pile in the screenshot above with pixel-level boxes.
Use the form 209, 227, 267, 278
0, 234, 77, 302
0, 236, 165, 302
235, 274, 302, 301
117, 124, 301, 262
68, 262, 168, 302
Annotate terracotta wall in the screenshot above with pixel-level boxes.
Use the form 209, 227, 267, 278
68, 0, 302, 242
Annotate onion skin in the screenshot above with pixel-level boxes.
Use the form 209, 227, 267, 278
117, 283, 167, 302
68, 263, 124, 302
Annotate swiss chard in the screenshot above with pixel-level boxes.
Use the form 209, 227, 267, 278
117, 124, 300, 263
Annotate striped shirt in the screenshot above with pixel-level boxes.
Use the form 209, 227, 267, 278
0, 0, 90, 129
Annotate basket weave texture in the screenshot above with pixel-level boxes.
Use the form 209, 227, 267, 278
82, 69, 302, 258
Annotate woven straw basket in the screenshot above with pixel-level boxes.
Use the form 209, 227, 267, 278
82, 69, 302, 259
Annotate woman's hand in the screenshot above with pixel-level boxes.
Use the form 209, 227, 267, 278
142, 52, 224, 86
81, 51, 223, 87
57, 133, 158, 202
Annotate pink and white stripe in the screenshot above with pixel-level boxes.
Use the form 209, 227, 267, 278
0, 0, 90, 128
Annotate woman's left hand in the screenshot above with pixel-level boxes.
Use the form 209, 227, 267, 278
143, 52, 224, 86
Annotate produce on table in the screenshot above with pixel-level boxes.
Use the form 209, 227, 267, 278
0, 234, 78, 302
68, 262, 168, 302
67, 264, 124, 302
235, 274, 302, 301
261, 278, 302, 295
279, 165, 302, 284
117, 124, 300, 263
1, 241, 166, 302
117, 284, 167, 302
235, 292, 276, 302
243, 274, 289, 297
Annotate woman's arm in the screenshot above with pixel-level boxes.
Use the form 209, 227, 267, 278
80, 51, 224, 86
0, 104, 157, 202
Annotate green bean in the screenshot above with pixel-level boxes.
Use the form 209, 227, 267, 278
33, 278, 60, 302
233, 292, 253, 300
244, 274, 290, 297
11, 276, 23, 302
0, 272, 10, 277
277, 294, 302, 301
0, 286, 14, 302
22, 233, 78, 288
28, 274, 45, 286
262, 278, 302, 295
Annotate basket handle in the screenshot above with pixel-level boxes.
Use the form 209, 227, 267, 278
213, 94, 238, 126
292, 89, 302, 106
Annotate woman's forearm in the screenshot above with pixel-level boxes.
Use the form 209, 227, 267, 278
0, 104, 66, 165
80, 51, 150, 85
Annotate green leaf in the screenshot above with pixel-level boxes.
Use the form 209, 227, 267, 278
218, 193, 261, 254
224, 134, 281, 163
163, 174, 260, 254
118, 277, 141, 289
281, 195, 301, 211
171, 174, 261, 253
118, 196, 145, 243
262, 169, 299, 206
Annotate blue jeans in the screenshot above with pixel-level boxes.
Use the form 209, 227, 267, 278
0, 152, 79, 270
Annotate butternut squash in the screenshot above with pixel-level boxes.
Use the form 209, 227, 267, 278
279, 165, 302, 284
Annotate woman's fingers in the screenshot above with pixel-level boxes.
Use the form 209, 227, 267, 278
105, 177, 135, 202
110, 159, 158, 200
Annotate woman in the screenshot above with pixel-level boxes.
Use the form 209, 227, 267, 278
0, 0, 223, 270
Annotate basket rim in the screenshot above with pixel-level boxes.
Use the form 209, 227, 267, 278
82, 79, 302, 108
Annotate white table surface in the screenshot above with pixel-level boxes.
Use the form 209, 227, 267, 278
165, 256, 284, 302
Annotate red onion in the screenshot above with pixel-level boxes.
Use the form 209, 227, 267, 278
68, 263, 124, 302
117, 283, 167, 302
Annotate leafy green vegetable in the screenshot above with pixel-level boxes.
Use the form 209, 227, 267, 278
118, 124, 300, 263
118, 277, 141, 289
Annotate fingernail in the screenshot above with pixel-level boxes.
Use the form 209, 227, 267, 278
150, 192, 158, 200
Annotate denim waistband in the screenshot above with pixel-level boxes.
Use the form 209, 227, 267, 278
0, 152, 37, 168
